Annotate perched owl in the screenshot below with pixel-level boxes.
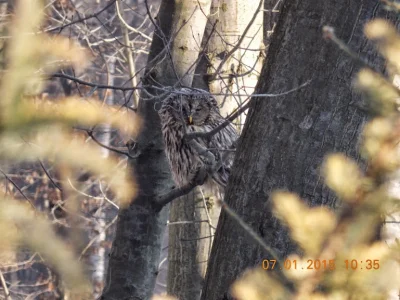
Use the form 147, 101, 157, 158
158, 88, 238, 188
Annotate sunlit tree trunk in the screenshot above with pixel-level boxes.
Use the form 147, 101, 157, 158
205, 0, 264, 120
164, 1, 215, 300
88, 57, 115, 298
168, 1, 264, 298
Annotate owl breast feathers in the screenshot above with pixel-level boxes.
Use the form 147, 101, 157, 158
158, 88, 238, 188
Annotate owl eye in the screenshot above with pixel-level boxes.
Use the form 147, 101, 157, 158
195, 107, 202, 112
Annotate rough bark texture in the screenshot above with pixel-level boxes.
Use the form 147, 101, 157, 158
201, 1, 396, 299
103, 0, 215, 298
101, 1, 176, 299
168, 190, 209, 300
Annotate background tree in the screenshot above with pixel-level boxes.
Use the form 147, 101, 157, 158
2, 0, 399, 299
167, 1, 265, 299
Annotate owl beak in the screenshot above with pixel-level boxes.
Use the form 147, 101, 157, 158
188, 115, 193, 124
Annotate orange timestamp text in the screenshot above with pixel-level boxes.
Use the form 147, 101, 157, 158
262, 259, 380, 271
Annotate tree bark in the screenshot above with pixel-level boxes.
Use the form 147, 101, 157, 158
101, 1, 176, 299
201, 1, 396, 299
165, 1, 214, 300
102, 1, 213, 299
193, 0, 264, 118
206, 0, 264, 119
167, 1, 263, 299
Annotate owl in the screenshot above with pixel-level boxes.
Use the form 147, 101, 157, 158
158, 87, 238, 188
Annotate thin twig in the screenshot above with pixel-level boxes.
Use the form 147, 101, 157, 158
115, 0, 152, 41
0, 169, 36, 210
117, 5, 139, 107
38, 160, 62, 191
219, 200, 292, 286
322, 26, 381, 74
218, 199, 291, 287
168, 220, 210, 225
51, 73, 138, 91
86, 130, 134, 159
52, 72, 313, 98
79, 215, 118, 260
0, 269, 11, 300
184, 80, 312, 141
46, 0, 117, 33
219, 200, 280, 260
209, 0, 264, 81
199, 188, 217, 230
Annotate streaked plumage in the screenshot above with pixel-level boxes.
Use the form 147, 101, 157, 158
158, 88, 238, 188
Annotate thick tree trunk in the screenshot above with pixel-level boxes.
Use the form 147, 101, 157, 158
201, 1, 396, 299
102, 1, 212, 299
167, 190, 211, 300
101, 2, 176, 299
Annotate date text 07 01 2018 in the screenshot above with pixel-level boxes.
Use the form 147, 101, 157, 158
262, 259, 380, 271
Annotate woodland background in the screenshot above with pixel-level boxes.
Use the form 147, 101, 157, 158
0, 0, 399, 300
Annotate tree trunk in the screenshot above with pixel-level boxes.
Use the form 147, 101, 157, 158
205, 0, 264, 120
201, 1, 395, 299
167, 1, 263, 299
102, 1, 212, 299
89, 58, 115, 298
165, 1, 214, 300
101, 1, 176, 299
193, 0, 264, 118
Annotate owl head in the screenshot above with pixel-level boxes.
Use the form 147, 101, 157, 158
160, 89, 219, 126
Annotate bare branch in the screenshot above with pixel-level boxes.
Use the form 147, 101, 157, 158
51, 73, 138, 91
218, 199, 292, 287
38, 160, 62, 191
0, 269, 12, 300
115, 0, 152, 41
208, 0, 264, 81
154, 180, 201, 211
46, 0, 117, 33
184, 80, 312, 142
0, 169, 36, 210
322, 26, 381, 74
86, 130, 133, 158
